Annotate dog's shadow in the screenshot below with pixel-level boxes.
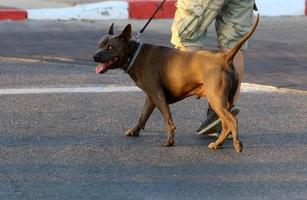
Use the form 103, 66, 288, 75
141, 128, 307, 149
192, 131, 307, 149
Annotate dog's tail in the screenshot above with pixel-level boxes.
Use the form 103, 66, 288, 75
224, 14, 259, 65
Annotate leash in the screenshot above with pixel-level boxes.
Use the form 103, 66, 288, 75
134, 0, 167, 42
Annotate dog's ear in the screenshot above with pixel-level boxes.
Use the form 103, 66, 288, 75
108, 23, 114, 35
119, 24, 132, 42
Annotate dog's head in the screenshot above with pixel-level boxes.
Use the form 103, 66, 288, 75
93, 23, 132, 74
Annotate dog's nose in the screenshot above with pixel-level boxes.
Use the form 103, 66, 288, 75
93, 54, 99, 61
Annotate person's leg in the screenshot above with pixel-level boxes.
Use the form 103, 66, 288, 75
197, 0, 254, 136
171, 0, 227, 50
216, 0, 255, 102
233, 50, 244, 102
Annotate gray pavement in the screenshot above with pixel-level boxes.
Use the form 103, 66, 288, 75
0, 78, 306, 199
0, 17, 307, 199
0, 16, 306, 90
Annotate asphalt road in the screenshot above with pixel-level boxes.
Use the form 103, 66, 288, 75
0, 16, 306, 90
0, 17, 306, 200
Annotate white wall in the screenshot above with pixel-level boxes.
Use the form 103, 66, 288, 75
256, 0, 305, 16
28, 1, 129, 20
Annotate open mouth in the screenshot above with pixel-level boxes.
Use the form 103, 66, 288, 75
95, 57, 118, 74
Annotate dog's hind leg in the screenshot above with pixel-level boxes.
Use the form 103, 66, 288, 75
227, 112, 242, 152
125, 95, 155, 137
207, 93, 242, 152
208, 118, 229, 149
219, 110, 241, 152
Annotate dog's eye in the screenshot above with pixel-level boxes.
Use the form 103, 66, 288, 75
108, 45, 113, 50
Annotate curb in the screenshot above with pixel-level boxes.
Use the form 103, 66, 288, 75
0, 0, 306, 21
0, 8, 27, 20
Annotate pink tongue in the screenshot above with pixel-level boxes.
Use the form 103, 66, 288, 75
95, 63, 107, 74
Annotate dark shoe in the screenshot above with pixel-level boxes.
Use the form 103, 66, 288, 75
196, 106, 240, 135
196, 105, 218, 135
206, 125, 233, 139
206, 122, 235, 139
207, 123, 222, 138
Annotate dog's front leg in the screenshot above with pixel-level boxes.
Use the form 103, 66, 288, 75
125, 96, 155, 137
150, 91, 176, 146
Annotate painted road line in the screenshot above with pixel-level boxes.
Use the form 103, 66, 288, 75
0, 83, 306, 96
241, 83, 307, 94
0, 56, 76, 64
0, 56, 41, 63
0, 85, 140, 95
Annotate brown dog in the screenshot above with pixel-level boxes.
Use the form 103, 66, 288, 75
93, 14, 259, 152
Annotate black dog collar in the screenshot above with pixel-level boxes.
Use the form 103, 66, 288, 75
124, 41, 143, 73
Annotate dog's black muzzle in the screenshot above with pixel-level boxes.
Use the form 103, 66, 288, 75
93, 50, 113, 63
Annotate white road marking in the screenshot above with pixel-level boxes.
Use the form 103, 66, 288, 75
241, 83, 306, 94
0, 85, 140, 95
0, 83, 305, 96
0, 56, 41, 63
0, 56, 75, 63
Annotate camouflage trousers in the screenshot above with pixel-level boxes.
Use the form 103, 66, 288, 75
171, 0, 255, 49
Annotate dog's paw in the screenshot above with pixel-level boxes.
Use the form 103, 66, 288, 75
162, 139, 175, 147
208, 142, 222, 150
124, 129, 139, 137
234, 140, 243, 153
